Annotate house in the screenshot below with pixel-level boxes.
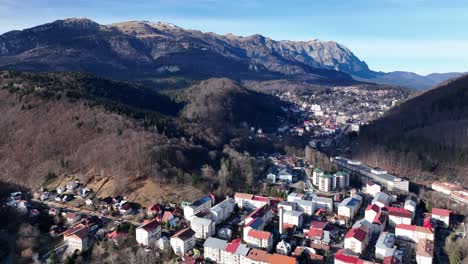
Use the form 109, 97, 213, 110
282, 210, 303, 228
107, 230, 128, 246
191, 216, 216, 239
365, 204, 380, 222
416, 238, 434, 264
119, 202, 134, 215
66, 181, 79, 191
147, 204, 163, 217
136, 219, 161, 246
245, 248, 297, 264
337, 195, 362, 220
204, 237, 228, 263
235, 193, 270, 210
222, 238, 250, 264
384, 207, 412, 227
404, 196, 417, 214
344, 226, 369, 255
307, 221, 335, 245
276, 239, 292, 255
64, 212, 82, 224
431, 208, 450, 228
366, 180, 382, 197
375, 232, 397, 260
161, 211, 179, 227
372, 192, 391, 208
170, 228, 196, 256
64, 224, 89, 253
335, 249, 373, 264
217, 227, 233, 240
210, 197, 235, 224
451, 190, 468, 204
183, 195, 213, 220
395, 224, 434, 242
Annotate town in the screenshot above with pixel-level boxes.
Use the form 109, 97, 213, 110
4, 153, 467, 264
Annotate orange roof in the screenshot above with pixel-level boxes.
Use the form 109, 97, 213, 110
247, 248, 269, 262
268, 253, 297, 264
235, 192, 254, 199
248, 229, 272, 240
396, 224, 433, 234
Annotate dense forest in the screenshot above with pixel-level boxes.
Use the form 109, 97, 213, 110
354, 74, 468, 186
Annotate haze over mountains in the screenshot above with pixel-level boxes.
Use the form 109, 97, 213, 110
0, 18, 462, 89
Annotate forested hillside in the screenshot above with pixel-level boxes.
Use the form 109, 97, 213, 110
354, 74, 468, 186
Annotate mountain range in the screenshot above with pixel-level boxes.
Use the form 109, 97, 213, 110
0, 18, 462, 89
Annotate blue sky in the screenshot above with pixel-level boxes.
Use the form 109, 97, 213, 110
0, 0, 467, 75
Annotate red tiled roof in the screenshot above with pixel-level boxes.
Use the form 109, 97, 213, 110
171, 228, 195, 240
383, 256, 401, 264
432, 208, 450, 217
373, 212, 388, 225
268, 253, 297, 264
366, 204, 380, 213
345, 227, 367, 242
140, 219, 160, 232
335, 249, 364, 264
396, 224, 432, 234
108, 230, 127, 239
308, 228, 323, 238
248, 229, 272, 240
252, 196, 269, 202
384, 207, 412, 218
225, 238, 241, 253
247, 248, 270, 262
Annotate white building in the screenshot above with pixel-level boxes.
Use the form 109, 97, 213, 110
243, 206, 274, 251
386, 207, 412, 227
210, 197, 235, 224
372, 192, 391, 208
395, 224, 434, 242
63, 224, 89, 253
365, 204, 380, 223
136, 219, 162, 246
170, 228, 196, 256
344, 226, 369, 255
295, 199, 315, 215
337, 195, 362, 220
282, 210, 304, 228
204, 237, 228, 263
221, 238, 250, 264
312, 168, 324, 186
431, 182, 463, 195
277, 201, 297, 211
287, 192, 305, 203
416, 238, 434, 264
366, 180, 382, 197
431, 208, 450, 228
234, 193, 269, 210
312, 196, 333, 213
318, 174, 334, 192
276, 239, 292, 255
183, 195, 212, 220
191, 216, 216, 239
334, 171, 350, 189
404, 197, 417, 216
375, 232, 397, 260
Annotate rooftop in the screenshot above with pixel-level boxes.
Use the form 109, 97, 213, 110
345, 227, 367, 242
416, 238, 434, 258
171, 228, 195, 240
190, 195, 212, 207
203, 237, 228, 250
396, 224, 432, 234
432, 208, 450, 217
138, 218, 160, 232
248, 229, 272, 240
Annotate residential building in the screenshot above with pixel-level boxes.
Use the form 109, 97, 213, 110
191, 216, 216, 239
204, 237, 228, 263
431, 208, 450, 228
404, 197, 417, 216
312, 168, 323, 186
210, 197, 235, 224
375, 232, 397, 260
395, 224, 434, 242
222, 238, 250, 264
136, 219, 162, 246
344, 226, 369, 255
307, 221, 335, 245
318, 174, 334, 192
385, 207, 412, 227
311, 196, 333, 213
244, 248, 297, 264
63, 224, 89, 253
183, 195, 212, 220
243, 205, 274, 251
334, 171, 350, 189
277, 201, 297, 211
170, 228, 196, 256
366, 180, 382, 197
282, 210, 303, 228
335, 249, 373, 264
372, 192, 391, 208
338, 195, 362, 220
416, 238, 434, 264
235, 193, 270, 210
287, 192, 305, 202
365, 204, 380, 223
451, 190, 468, 204
296, 199, 315, 215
